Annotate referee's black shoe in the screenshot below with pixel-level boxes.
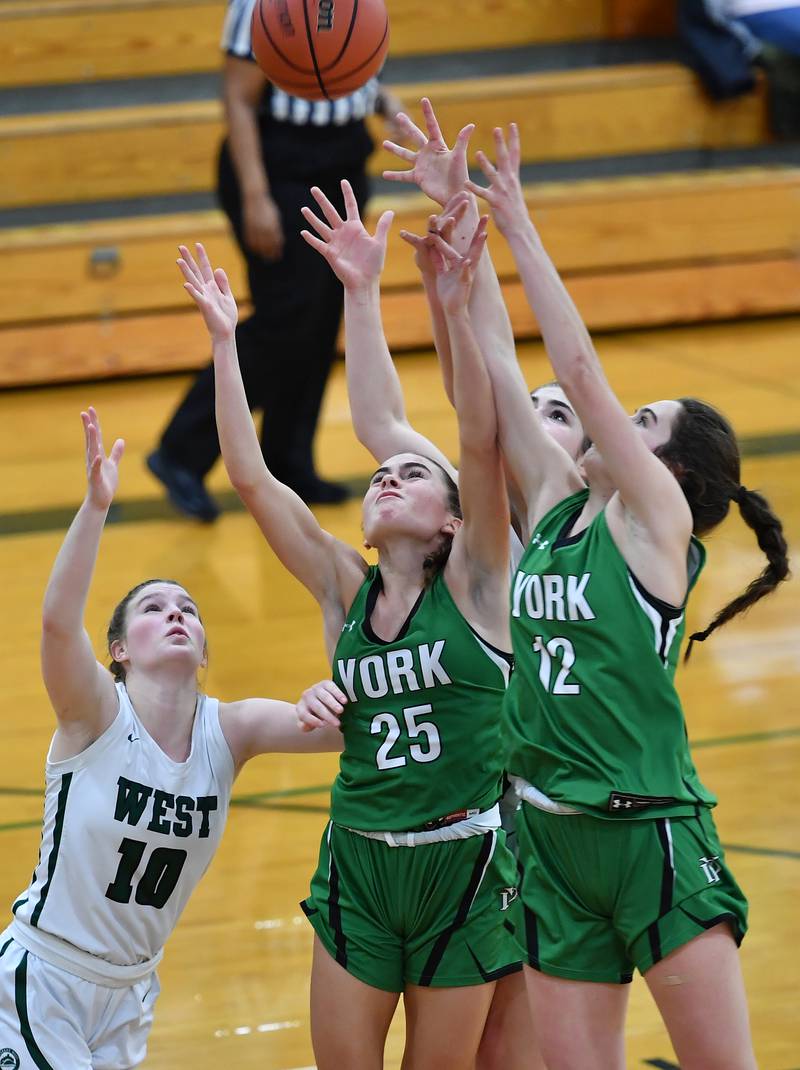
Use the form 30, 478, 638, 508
146, 449, 220, 523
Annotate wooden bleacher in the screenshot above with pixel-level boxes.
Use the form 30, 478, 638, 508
1, 68, 771, 210
0, 0, 607, 87
3, 170, 800, 385
0, 0, 798, 387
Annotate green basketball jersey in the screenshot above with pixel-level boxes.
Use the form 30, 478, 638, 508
504, 489, 715, 820
331, 566, 512, 831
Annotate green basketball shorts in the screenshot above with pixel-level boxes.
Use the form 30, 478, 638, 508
516, 803, 748, 984
301, 822, 523, 992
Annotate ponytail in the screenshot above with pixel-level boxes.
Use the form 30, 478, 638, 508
685, 485, 790, 660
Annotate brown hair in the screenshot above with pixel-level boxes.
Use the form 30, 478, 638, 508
421, 458, 462, 578
654, 398, 790, 657
107, 579, 201, 681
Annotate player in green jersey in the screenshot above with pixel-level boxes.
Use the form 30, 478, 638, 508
317, 97, 605, 1070
181, 221, 520, 1070
461, 124, 790, 1069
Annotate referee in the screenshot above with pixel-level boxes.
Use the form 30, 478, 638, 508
148, 0, 402, 517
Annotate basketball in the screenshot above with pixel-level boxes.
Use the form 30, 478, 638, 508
251, 0, 390, 102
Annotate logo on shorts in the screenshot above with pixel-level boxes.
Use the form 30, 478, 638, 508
499, 887, 518, 911
699, 855, 722, 884
0, 1049, 21, 1070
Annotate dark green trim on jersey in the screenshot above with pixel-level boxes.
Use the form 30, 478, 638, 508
15, 951, 57, 1070
521, 898, 540, 971
0, 937, 12, 958
363, 571, 424, 645
418, 831, 495, 986
466, 945, 523, 983
679, 907, 744, 945
647, 819, 676, 964
30, 772, 72, 928
326, 833, 348, 969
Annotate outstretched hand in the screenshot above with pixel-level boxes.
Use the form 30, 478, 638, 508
428, 215, 489, 315
383, 97, 474, 208
296, 679, 348, 732
301, 179, 393, 292
465, 123, 527, 237
81, 406, 124, 510
178, 243, 238, 341
399, 192, 471, 281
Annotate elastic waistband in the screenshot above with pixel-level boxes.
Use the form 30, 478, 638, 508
9, 920, 161, 988
340, 803, 501, 847
510, 777, 582, 816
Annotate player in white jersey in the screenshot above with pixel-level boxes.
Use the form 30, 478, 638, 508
0, 407, 347, 1070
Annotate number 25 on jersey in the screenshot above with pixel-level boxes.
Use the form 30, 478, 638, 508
371, 704, 442, 770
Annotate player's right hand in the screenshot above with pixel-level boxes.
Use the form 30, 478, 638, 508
297, 680, 348, 732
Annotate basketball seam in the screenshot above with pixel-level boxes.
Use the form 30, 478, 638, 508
319, 15, 388, 85
253, 0, 388, 98
255, 0, 315, 75
319, 0, 359, 73
301, 0, 330, 100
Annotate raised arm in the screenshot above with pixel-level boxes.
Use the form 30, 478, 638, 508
383, 100, 577, 535
383, 99, 520, 379
425, 222, 510, 642
468, 127, 690, 545
299, 181, 456, 477
178, 244, 365, 647
41, 408, 122, 747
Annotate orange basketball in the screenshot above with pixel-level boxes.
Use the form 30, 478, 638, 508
251, 0, 390, 102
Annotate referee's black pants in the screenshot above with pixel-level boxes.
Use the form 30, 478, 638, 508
158, 142, 370, 484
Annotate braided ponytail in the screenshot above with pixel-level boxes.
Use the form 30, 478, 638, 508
685, 484, 790, 659
651, 398, 789, 660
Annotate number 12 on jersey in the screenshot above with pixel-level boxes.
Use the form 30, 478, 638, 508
372, 704, 442, 770
532, 635, 581, 695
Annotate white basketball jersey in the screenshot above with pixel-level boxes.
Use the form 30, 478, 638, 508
11, 684, 234, 980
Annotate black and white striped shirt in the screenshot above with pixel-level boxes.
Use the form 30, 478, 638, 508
222, 0, 381, 126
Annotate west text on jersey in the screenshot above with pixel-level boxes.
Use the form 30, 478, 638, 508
337, 640, 453, 702
114, 776, 218, 837
512, 572, 596, 622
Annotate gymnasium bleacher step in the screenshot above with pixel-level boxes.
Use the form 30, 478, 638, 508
0, 56, 772, 209
3, 256, 799, 387
1, 17, 797, 387
0, 0, 609, 87
2, 167, 799, 385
